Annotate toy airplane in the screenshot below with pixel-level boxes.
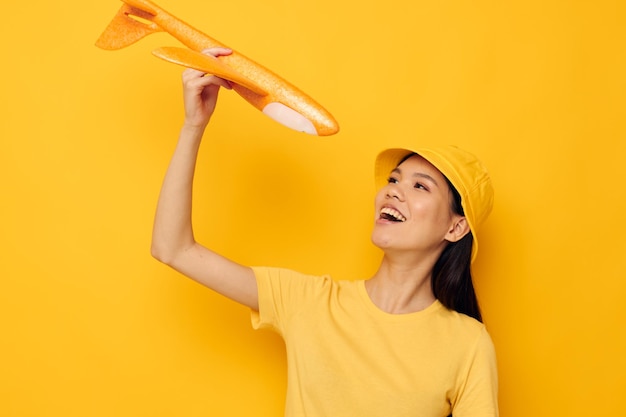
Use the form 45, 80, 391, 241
96, 0, 339, 136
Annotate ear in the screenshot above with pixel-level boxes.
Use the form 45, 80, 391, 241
445, 216, 470, 243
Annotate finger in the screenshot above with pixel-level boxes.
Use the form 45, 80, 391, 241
182, 71, 232, 92
188, 74, 233, 90
201, 47, 233, 58
204, 75, 233, 90
182, 66, 207, 83
180, 47, 233, 82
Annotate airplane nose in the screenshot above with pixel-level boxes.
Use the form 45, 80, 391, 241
262, 103, 317, 135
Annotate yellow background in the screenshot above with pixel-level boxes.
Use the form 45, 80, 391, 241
1, 0, 624, 415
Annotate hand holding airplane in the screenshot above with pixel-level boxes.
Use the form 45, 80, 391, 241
96, 0, 339, 136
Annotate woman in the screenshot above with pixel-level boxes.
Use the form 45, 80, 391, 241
151, 48, 498, 417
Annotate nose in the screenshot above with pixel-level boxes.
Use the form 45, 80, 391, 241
386, 183, 405, 201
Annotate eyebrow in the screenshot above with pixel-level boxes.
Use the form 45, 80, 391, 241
391, 167, 440, 187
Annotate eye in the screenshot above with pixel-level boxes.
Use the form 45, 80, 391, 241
414, 182, 428, 191
387, 177, 399, 184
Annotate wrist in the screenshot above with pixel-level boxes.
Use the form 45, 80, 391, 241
181, 120, 208, 135
178, 122, 208, 147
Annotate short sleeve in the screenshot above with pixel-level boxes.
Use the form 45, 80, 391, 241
451, 326, 499, 417
250, 266, 283, 332
250, 266, 329, 335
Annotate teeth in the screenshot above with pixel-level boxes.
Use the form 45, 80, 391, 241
380, 207, 406, 222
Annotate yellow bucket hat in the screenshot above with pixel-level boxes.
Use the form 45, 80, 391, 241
374, 145, 494, 262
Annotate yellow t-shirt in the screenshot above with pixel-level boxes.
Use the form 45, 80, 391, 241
251, 267, 498, 417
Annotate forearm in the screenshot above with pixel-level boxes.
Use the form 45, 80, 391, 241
151, 123, 205, 264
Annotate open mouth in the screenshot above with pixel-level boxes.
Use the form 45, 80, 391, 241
380, 207, 406, 222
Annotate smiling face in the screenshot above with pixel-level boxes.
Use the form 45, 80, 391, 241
371, 154, 468, 257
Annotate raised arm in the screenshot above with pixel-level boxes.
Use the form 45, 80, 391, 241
151, 48, 258, 310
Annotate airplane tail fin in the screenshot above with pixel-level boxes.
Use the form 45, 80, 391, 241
95, 2, 162, 50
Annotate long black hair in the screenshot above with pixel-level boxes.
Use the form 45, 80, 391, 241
432, 178, 482, 322
398, 153, 482, 322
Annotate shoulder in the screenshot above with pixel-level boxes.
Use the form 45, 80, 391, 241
436, 305, 486, 330
252, 266, 333, 284
251, 267, 341, 331
252, 266, 336, 297
433, 306, 495, 352
446, 312, 499, 415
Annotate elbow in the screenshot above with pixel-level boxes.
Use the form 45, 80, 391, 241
151, 240, 175, 266
151, 237, 194, 267
150, 244, 166, 264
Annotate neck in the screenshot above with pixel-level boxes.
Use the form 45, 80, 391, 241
366, 254, 437, 314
